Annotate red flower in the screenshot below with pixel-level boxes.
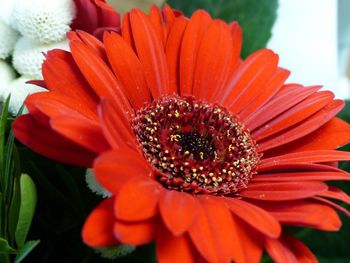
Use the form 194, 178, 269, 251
71, 0, 121, 39
13, 4, 350, 262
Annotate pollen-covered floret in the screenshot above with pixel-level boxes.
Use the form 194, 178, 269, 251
12, 0, 75, 44
1, 76, 47, 115
0, 18, 20, 59
13, 37, 69, 79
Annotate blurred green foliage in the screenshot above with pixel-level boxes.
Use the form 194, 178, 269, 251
167, 0, 278, 58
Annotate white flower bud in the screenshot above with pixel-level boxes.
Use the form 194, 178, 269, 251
1, 76, 46, 115
0, 19, 20, 59
0, 60, 16, 99
12, 0, 75, 44
12, 37, 69, 79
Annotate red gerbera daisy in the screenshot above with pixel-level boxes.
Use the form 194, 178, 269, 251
13, 4, 350, 263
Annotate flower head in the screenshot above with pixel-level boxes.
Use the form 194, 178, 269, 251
0, 18, 19, 59
13, 5, 350, 262
12, 0, 75, 44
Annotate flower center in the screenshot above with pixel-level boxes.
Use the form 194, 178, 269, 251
132, 95, 260, 195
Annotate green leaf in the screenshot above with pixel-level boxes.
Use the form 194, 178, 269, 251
13, 240, 40, 263
0, 95, 10, 183
0, 238, 16, 254
166, 0, 278, 58
15, 174, 37, 247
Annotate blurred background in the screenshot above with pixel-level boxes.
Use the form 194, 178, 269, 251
109, 0, 350, 100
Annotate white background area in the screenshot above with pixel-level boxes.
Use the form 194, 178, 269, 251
268, 0, 350, 99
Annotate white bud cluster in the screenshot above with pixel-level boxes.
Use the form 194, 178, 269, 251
0, 0, 77, 114
13, 37, 69, 79
12, 0, 75, 44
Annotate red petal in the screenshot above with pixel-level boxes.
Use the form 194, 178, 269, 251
245, 85, 320, 130
264, 236, 298, 263
224, 198, 281, 238
228, 22, 242, 67
148, 5, 166, 46
13, 114, 96, 167
42, 49, 98, 111
115, 177, 164, 221
159, 190, 198, 236
69, 39, 132, 113
255, 200, 341, 231
257, 162, 341, 173
179, 10, 212, 96
238, 68, 289, 120
188, 196, 236, 263
156, 224, 196, 263
239, 181, 328, 201
165, 17, 188, 94
265, 117, 350, 155
222, 49, 279, 115
162, 4, 178, 36
104, 32, 150, 109
68, 30, 107, 61
259, 150, 350, 170
130, 9, 169, 98
94, 149, 150, 194
50, 115, 109, 153
192, 20, 233, 102
252, 171, 350, 182
25, 92, 97, 125
252, 91, 333, 140
121, 13, 135, 48
258, 100, 344, 152
314, 197, 350, 217
98, 99, 136, 149
283, 234, 317, 263
82, 197, 119, 247
114, 218, 155, 246
318, 186, 350, 205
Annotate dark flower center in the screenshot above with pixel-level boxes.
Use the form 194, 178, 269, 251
132, 95, 260, 195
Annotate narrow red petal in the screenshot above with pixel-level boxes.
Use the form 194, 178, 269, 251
258, 100, 344, 152
179, 10, 212, 96
98, 99, 136, 149
283, 233, 317, 263
239, 181, 328, 201
238, 68, 289, 120
70, 39, 132, 113
159, 190, 198, 236
264, 117, 350, 155
264, 236, 298, 263
94, 149, 151, 194
318, 186, 350, 205
259, 150, 350, 170
130, 9, 169, 98
224, 198, 281, 238
121, 13, 135, 49
156, 225, 196, 263
252, 91, 334, 140
223, 49, 279, 115
188, 197, 236, 263
104, 32, 150, 109
228, 22, 242, 67
50, 115, 109, 153
252, 171, 350, 182
314, 197, 350, 217
13, 115, 96, 167
82, 197, 119, 247
148, 5, 166, 46
114, 219, 155, 246
255, 200, 341, 231
165, 17, 188, 94
192, 20, 233, 101
68, 30, 107, 61
115, 178, 164, 221
245, 85, 320, 130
